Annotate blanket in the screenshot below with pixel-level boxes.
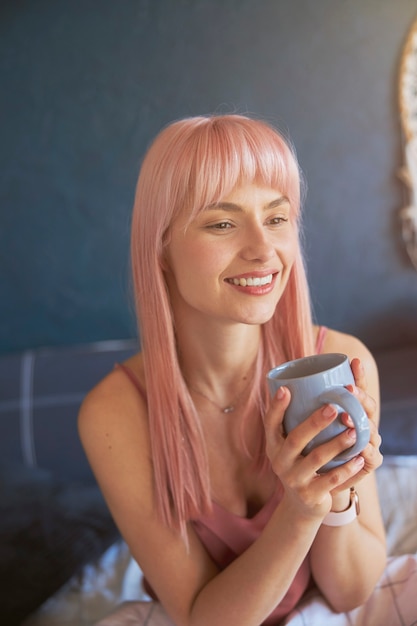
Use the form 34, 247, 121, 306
93, 551, 417, 626
283, 554, 417, 625
23, 456, 417, 626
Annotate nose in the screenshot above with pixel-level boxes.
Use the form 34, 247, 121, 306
239, 222, 276, 263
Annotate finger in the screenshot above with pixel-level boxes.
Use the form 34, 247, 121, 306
346, 441, 383, 483
363, 421, 382, 453
341, 405, 380, 452
365, 411, 380, 440
322, 455, 366, 490
342, 385, 380, 457
263, 386, 291, 444
283, 403, 339, 464
346, 383, 377, 423
350, 358, 367, 391
301, 423, 361, 476
327, 455, 367, 493
340, 411, 354, 428
362, 437, 383, 464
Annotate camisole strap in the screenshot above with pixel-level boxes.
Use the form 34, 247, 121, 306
315, 325, 328, 354
115, 363, 147, 404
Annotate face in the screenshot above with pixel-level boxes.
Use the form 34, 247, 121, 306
164, 183, 298, 328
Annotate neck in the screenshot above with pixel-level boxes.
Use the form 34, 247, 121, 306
177, 319, 261, 398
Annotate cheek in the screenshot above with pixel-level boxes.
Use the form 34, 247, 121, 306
165, 239, 212, 290
286, 240, 298, 265
282, 228, 299, 262
179, 239, 225, 272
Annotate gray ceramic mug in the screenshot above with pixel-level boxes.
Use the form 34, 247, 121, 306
267, 353, 370, 472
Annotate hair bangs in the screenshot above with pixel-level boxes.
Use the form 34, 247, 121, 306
175, 115, 302, 227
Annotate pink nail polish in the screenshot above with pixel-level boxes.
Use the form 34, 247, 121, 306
322, 404, 335, 417
276, 387, 285, 400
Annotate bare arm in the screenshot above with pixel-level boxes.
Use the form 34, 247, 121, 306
78, 367, 321, 626
309, 331, 386, 611
78, 332, 385, 624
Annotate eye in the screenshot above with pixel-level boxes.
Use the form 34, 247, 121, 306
207, 221, 233, 230
268, 216, 289, 226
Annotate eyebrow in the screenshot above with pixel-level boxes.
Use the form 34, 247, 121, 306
206, 196, 290, 212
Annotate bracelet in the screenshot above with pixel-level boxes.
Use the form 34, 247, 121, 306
322, 487, 360, 527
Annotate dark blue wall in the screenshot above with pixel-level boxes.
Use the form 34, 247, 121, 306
1, 0, 417, 354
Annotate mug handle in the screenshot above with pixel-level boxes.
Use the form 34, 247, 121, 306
318, 387, 370, 458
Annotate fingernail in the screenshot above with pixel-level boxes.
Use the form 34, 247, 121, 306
347, 428, 356, 440
276, 387, 285, 400
322, 404, 336, 417
353, 455, 365, 467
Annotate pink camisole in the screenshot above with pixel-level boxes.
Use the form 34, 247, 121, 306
117, 327, 327, 624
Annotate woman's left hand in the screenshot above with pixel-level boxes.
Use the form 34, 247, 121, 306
336, 357, 383, 490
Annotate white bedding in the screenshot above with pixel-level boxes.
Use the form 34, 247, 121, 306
282, 455, 417, 626
23, 455, 417, 626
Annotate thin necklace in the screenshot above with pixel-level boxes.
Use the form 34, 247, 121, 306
188, 369, 252, 414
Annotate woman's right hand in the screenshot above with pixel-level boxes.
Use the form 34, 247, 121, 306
262, 386, 365, 521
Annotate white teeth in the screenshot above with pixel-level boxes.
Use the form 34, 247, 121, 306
230, 274, 273, 287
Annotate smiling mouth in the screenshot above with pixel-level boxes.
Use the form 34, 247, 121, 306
226, 273, 273, 287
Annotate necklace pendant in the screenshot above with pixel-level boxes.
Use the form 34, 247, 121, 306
223, 405, 235, 414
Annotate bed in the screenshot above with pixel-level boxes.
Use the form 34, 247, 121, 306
18, 455, 417, 626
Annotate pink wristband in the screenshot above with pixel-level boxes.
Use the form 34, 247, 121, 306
322, 487, 360, 527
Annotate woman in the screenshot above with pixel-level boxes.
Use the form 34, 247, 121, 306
78, 114, 386, 625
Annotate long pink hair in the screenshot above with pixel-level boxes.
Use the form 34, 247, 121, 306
130, 115, 315, 538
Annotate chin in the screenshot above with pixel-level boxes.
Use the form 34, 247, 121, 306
236, 307, 277, 326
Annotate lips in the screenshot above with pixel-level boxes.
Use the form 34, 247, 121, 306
226, 273, 274, 287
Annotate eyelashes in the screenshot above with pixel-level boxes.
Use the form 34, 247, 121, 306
206, 216, 289, 231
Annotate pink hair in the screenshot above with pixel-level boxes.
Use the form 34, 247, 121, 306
130, 115, 315, 539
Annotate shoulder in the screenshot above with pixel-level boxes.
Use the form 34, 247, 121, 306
318, 327, 376, 367
78, 352, 150, 479
79, 351, 145, 418
78, 351, 160, 526
318, 327, 379, 401
79, 351, 145, 416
